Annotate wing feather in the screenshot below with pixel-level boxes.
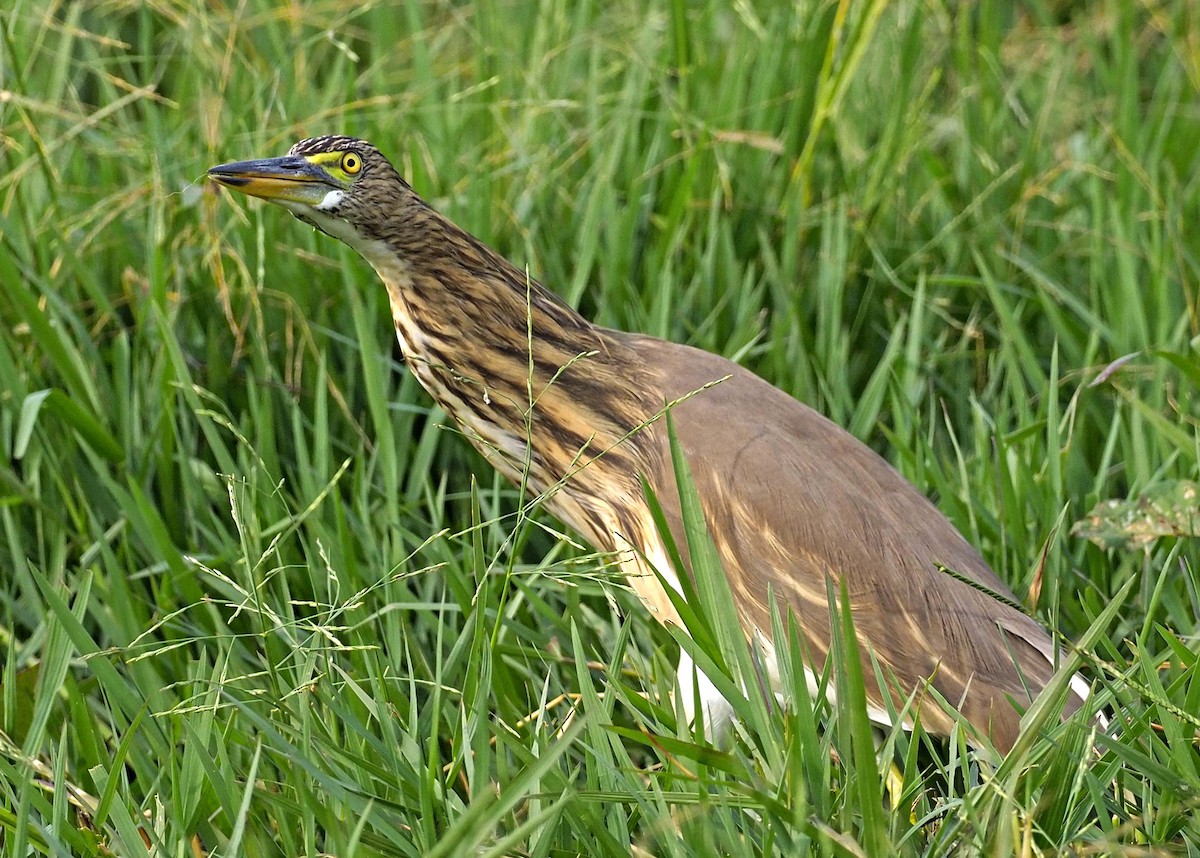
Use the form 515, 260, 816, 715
624, 335, 1080, 750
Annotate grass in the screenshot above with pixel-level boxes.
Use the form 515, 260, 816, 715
1, 0, 1199, 854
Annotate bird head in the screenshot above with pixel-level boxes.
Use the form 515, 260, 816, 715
207, 135, 414, 248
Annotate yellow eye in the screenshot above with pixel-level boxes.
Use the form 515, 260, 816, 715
341, 152, 362, 174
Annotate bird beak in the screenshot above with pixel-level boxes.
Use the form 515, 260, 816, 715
207, 155, 336, 206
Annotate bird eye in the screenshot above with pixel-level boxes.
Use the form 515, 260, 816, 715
341, 152, 362, 174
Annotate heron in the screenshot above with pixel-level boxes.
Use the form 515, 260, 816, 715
208, 135, 1092, 752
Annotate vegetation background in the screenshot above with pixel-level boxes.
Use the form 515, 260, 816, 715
2, 0, 1198, 854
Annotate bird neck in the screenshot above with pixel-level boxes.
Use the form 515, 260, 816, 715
353, 203, 658, 526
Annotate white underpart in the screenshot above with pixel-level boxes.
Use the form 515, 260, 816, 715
638, 540, 901, 740
1065, 659, 1109, 730
683, 629, 1101, 743
751, 636, 899, 729
676, 647, 736, 740
280, 202, 361, 245
1069, 671, 1095, 706
315, 189, 346, 211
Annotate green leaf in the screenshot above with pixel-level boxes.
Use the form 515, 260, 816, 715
15, 388, 123, 463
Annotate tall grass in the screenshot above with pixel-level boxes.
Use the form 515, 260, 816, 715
1, 0, 1198, 854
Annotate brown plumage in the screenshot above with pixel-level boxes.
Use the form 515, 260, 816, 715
209, 135, 1089, 752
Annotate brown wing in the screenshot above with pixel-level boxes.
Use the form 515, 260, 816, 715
623, 334, 1078, 751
